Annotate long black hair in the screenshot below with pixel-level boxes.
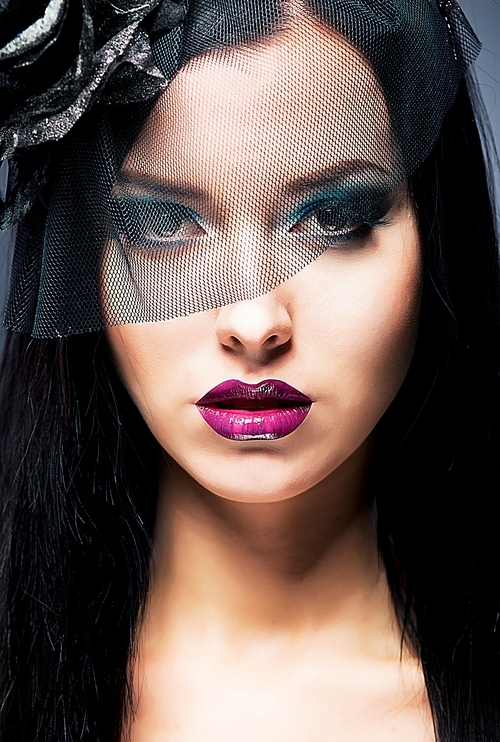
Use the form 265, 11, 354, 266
0, 72, 499, 741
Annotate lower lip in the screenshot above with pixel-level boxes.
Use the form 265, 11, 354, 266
196, 405, 311, 440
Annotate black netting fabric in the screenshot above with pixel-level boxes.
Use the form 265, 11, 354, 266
0, 0, 480, 337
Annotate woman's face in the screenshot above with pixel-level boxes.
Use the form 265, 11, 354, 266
105, 18, 421, 503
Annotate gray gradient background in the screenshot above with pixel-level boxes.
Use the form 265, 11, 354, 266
0, 1, 499, 337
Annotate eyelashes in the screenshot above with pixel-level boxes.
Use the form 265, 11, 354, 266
107, 191, 394, 252
289, 194, 393, 245
108, 197, 204, 248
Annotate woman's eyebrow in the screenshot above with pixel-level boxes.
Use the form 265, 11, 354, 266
116, 160, 395, 201
115, 171, 206, 201
286, 161, 396, 195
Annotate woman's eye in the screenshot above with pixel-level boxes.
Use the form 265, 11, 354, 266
290, 197, 392, 244
292, 206, 364, 240
109, 197, 205, 248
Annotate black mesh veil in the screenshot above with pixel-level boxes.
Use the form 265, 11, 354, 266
1, 0, 480, 337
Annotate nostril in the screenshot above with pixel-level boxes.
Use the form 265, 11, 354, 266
215, 298, 293, 354
224, 335, 243, 350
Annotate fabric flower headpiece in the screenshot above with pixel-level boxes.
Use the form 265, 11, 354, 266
0, 0, 187, 228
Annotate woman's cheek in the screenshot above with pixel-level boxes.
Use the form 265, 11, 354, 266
308, 234, 420, 442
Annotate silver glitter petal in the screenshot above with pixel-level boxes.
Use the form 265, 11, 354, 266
0, 0, 68, 61
1, 23, 166, 158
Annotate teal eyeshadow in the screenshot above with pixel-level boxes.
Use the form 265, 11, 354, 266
108, 196, 200, 244
111, 195, 197, 218
288, 182, 390, 225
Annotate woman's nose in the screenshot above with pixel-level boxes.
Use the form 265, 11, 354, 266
214, 292, 292, 362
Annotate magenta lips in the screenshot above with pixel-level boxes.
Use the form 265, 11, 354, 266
196, 379, 312, 441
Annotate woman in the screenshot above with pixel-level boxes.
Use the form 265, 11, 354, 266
0, 1, 498, 740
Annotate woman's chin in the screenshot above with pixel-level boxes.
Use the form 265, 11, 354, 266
163, 443, 355, 505
176, 463, 320, 504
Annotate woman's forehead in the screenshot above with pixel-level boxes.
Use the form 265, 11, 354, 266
126, 19, 399, 195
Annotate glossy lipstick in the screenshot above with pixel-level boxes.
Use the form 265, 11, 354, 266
196, 379, 312, 441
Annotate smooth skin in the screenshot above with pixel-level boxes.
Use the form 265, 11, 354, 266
106, 11, 433, 742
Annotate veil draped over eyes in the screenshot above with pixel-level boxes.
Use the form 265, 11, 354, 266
0, 0, 480, 337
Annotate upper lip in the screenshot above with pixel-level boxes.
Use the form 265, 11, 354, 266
196, 379, 313, 409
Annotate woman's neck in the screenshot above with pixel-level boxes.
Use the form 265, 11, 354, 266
142, 439, 401, 660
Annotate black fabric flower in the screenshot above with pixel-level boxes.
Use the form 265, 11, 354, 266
0, 0, 187, 228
